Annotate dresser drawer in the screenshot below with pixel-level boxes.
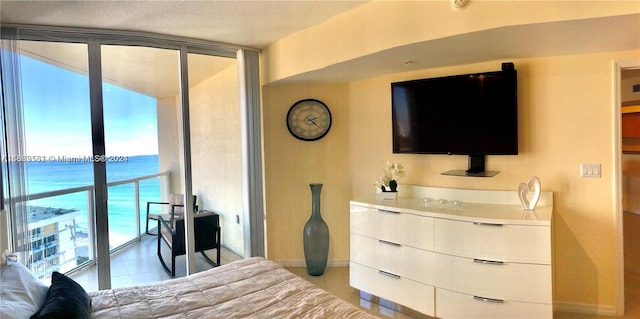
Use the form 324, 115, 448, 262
435, 288, 552, 319
350, 262, 435, 316
434, 219, 550, 264
351, 234, 435, 284
350, 205, 434, 250
434, 253, 551, 304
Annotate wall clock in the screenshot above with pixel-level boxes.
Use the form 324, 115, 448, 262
286, 99, 332, 141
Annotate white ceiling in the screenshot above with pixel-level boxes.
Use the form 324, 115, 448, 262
282, 13, 640, 83
0, 0, 367, 49
0, 0, 367, 96
1, 1, 639, 92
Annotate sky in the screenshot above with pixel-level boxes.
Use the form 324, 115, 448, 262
20, 54, 159, 157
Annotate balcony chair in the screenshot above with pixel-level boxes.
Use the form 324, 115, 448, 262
145, 193, 198, 235
157, 211, 221, 277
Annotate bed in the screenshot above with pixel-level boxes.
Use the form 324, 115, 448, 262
1, 255, 379, 319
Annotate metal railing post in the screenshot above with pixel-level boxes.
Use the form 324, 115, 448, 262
133, 180, 140, 240
86, 188, 95, 266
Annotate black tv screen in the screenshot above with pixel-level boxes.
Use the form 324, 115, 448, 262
392, 68, 518, 156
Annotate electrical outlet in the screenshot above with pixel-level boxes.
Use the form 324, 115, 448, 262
580, 163, 601, 178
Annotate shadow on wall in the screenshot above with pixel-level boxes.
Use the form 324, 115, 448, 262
553, 211, 599, 305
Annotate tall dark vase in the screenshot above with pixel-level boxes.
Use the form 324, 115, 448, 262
303, 183, 329, 276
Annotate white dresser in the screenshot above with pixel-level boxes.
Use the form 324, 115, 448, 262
349, 186, 553, 319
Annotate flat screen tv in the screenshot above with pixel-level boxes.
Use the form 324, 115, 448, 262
391, 63, 517, 176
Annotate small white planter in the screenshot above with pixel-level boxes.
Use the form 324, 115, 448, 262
377, 191, 398, 200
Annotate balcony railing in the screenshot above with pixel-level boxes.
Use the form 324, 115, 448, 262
16, 171, 169, 278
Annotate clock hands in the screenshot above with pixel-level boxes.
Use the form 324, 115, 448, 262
305, 116, 321, 128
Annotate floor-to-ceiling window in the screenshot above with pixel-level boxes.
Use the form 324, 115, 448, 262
18, 40, 95, 278
100, 45, 176, 248
11, 40, 174, 282
1, 26, 264, 290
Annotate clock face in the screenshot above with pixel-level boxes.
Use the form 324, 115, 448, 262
286, 99, 332, 141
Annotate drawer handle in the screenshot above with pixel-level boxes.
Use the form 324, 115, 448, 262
378, 270, 401, 279
472, 222, 503, 227
378, 239, 401, 247
473, 296, 505, 303
473, 258, 504, 265
378, 209, 400, 214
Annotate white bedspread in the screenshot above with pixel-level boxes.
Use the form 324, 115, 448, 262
89, 257, 378, 318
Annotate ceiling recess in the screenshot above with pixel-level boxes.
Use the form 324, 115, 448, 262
451, 0, 469, 10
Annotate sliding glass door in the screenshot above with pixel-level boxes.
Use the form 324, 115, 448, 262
100, 45, 181, 286
100, 45, 176, 248
2, 26, 264, 291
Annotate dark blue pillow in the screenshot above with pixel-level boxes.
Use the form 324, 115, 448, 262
30, 271, 91, 319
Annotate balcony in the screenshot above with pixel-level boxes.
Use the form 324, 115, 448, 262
69, 235, 241, 292
7, 39, 249, 284
20, 170, 239, 290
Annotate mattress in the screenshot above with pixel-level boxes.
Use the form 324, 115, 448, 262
88, 257, 378, 318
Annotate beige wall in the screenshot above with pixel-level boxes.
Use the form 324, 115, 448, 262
262, 50, 640, 308
621, 72, 640, 103
259, 1, 640, 310
262, 82, 349, 265
189, 63, 244, 255
347, 51, 640, 309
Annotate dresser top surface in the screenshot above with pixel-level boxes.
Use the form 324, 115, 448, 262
351, 198, 552, 226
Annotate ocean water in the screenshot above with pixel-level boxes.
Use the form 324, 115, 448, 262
25, 154, 161, 247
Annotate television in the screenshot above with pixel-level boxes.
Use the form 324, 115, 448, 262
391, 63, 517, 177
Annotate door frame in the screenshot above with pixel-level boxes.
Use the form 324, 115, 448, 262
613, 58, 640, 316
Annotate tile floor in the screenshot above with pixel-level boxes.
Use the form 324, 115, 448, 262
70, 235, 640, 319
69, 234, 242, 292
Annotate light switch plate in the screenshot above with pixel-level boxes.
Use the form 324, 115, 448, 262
580, 163, 601, 178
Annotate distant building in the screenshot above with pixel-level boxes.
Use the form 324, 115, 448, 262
28, 206, 80, 278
